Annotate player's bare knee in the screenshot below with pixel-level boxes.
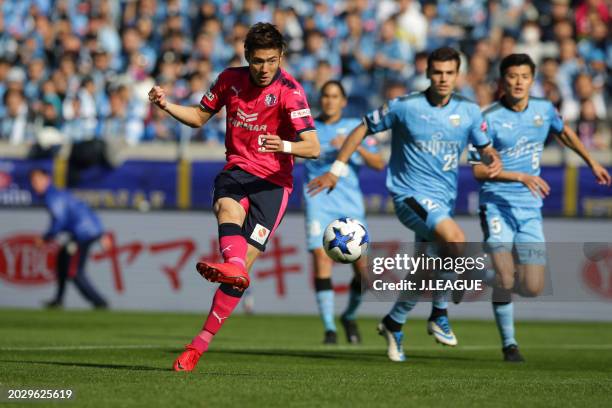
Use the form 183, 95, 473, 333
214, 198, 244, 224
498, 274, 515, 291
521, 283, 543, 297
312, 249, 332, 278
450, 229, 466, 243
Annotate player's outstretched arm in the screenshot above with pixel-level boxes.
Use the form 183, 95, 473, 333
356, 145, 385, 171
330, 134, 385, 171
471, 164, 550, 198
306, 123, 369, 196
556, 125, 611, 186
258, 131, 320, 159
148, 85, 212, 128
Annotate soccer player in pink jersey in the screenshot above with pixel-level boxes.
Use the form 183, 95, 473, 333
148, 23, 320, 372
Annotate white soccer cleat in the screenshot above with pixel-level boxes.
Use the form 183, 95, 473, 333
377, 322, 406, 362
427, 316, 458, 347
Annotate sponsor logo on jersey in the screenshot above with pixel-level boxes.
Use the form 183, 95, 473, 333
265, 93, 277, 106
230, 109, 266, 131
449, 114, 461, 127
500, 137, 543, 158
205, 91, 215, 102
250, 224, 270, 245
290, 109, 311, 119
236, 108, 258, 122
415, 139, 461, 155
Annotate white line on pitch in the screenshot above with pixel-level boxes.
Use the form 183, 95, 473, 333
1, 344, 612, 352
0, 345, 165, 351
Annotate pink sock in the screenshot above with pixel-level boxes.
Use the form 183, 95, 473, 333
219, 234, 247, 269
189, 286, 243, 353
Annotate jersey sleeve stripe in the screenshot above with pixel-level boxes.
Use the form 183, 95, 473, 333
296, 126, 316, 135
199, 102, 218, 114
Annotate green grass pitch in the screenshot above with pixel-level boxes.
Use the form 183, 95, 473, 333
1, 309, 611, 407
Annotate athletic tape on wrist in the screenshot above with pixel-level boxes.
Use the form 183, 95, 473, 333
282, 140, 292, 154
330, 160, 348, 177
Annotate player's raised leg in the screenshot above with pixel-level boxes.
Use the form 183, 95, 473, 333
175, 245, 261, 372
196, 197, 250, 289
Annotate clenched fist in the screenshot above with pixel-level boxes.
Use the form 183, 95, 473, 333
148, 86, 168, 109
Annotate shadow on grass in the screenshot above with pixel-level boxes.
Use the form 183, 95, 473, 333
173, 348, 493, 363
0, 359, 168, 372
0, 358, 256, 377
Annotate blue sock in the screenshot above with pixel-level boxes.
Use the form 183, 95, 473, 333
432, 290, 448, 310
315, 278, 335, 332
342, 277, 362, 321
493, 302, 516, 347
388, 298, 418, 325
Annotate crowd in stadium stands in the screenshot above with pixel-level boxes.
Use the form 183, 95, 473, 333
0, 0, 610, 152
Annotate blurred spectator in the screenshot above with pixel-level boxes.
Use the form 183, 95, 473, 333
62, 94, 97, 143
144, 106, 181, 142
0, 0, 608, 153
573, 72, 606, 120
97, 88, 143, 146
407, 51, 430, 92
0, 89, 30, 144
422, 1, 464, 52
291, 30, 340, 83
557, 38, 583, 103
575, 0, 610, 38
304, 60, 336, 116
373, 18, 412, 86
339, 11, 375, 98
576, 99, 610, 151
395, 0, 428, 52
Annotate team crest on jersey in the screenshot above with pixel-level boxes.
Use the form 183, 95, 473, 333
265, 93, 277, 106
533, 114, 543, 127
449, 114, 461, 127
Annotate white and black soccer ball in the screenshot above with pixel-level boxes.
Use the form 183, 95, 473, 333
322, 218, 369, 263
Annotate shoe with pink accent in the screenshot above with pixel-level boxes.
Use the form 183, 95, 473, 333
196, 261, 250, 289
173, 345, 202, 372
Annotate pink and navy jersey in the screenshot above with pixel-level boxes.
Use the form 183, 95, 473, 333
200, 67, 315, 190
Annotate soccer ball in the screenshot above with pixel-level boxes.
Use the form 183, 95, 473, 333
322, 218, 369, 263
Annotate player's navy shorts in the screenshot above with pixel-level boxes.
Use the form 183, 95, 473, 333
393, 194, 454, 242
213, 166, 290, 251
479, 202, 546, 265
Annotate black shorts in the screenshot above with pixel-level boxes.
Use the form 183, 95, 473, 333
213, 167, 290, 251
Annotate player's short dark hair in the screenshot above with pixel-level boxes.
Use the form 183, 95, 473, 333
29, 168, 50, 178
244, 22, 286, 59
427, 47, 461, 71
500, 53, 536, 77
320, 80, 347, 98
